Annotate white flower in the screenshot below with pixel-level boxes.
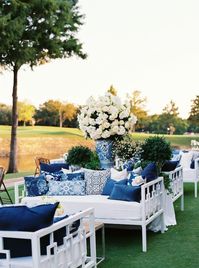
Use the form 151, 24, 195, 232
78, 92, 136, 140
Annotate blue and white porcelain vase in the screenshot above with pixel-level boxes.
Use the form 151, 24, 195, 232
96, 139, 114, 169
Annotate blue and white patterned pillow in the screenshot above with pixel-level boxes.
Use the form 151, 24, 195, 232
61, 172, 84, 181
41, 171, 64, 181
24, 175, 49, 197
83, 168, 111, 195
47, 180, 86, 196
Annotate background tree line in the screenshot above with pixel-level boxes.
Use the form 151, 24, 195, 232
0, 91, 198, 134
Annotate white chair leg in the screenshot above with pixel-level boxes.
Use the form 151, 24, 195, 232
194, 181, 197, 198
142, 225, 147, 252
160, 213, 165, 233
181, 194, 184, 211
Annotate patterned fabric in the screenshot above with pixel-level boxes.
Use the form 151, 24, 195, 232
24, 175, 49, 197
41, 171, 63, 181
84, 168, 111, 195
47, 180, 86, 196
61, 172, 84, 181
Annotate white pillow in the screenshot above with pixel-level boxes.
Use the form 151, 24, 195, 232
131, 176, 145, 186
110, 168, 128, 181
132, 166, 142, 175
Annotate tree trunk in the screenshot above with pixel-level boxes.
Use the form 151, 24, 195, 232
59, 111, 63, 128
7, 65, 19, 173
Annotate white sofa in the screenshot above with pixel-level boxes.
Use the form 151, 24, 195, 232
0, 208, 96, 268
15, 168, 184, 253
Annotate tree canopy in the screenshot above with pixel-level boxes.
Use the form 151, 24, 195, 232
0, 0, 86, 172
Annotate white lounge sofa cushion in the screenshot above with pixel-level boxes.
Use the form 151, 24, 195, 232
22, 195, 142, 221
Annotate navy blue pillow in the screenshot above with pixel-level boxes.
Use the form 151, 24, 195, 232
25, 175, 49, 196
161, 160, 179, 172
0, 203, 59, 258
190, 159, 195, 169
109, 184, 141, 202
141, 163, 157, 182
40, 162, 69, 173
102, 178, 127, 195
123, 160, 134, 172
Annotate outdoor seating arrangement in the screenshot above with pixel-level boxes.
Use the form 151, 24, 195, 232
15, 162, 184, 252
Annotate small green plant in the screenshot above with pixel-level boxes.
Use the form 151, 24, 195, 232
112, 135, 142, 162
84, 152, 100, 170
67, 146, 93, 167
140, 136, 172, 174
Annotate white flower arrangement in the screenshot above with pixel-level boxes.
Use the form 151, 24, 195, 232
78, 92, 137, 140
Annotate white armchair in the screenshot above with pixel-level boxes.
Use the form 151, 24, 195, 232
180, 151, 199, 198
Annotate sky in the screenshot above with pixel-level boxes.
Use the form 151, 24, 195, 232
1, 0, 199, 119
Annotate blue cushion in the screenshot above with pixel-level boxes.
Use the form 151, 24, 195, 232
0, 203, 59, 258
123, 160, 134, 171
190, 159, 195, 169
141, 163, 157, 182
161, 160, 179, 172
109, 184, 141, 202
101, 178, 127, 195
47, 180, 86, 196
24, 175, 49, 197
40, 162, 69, 173
127, 172, 137, 185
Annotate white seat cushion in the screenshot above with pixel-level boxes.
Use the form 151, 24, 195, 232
22, 195, 142, 221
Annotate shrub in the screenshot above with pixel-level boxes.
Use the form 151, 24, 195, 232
84, 152, 100, 170
67, 146, 93, 167
140, 136, 172, 173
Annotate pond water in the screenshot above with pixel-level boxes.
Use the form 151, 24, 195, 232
0, 153, 62, 172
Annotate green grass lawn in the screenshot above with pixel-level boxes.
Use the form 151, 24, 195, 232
1, 125, 198, 149
1, 183, 198, 268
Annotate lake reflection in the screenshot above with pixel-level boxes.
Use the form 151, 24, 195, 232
0, 153, 62, 172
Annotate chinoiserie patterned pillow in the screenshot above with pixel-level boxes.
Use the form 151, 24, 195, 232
83, 168, 111, 195
47, 180, 86, 196
24, 175, 49, 197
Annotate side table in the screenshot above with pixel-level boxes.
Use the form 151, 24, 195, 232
84, 221, 105, 266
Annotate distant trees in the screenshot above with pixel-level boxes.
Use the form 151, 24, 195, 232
0, 0, 86, 172
35, 100, 78, 127
129, 90, 148, 131
188, 95, 199, 133
0, 103, 11, 125
147, 100, 188, 134
18, 101, 35, 126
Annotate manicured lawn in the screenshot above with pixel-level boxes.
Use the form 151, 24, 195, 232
1, 125, 198, 149
1, 183, 198, 268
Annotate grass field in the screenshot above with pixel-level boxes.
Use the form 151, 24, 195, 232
0, 125, 198, 148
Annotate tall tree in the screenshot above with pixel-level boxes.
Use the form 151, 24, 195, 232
0, 0, 86, 172
59, 103, 77, 128
18, 100, 35, 126
129, 90, 148, 131
163, 100, 179, 116
188, 95, 199, 133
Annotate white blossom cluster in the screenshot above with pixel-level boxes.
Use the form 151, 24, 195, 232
78, 93, 137, 140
